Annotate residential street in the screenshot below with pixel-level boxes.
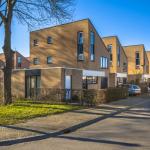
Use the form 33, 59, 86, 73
0, 96, 150, 150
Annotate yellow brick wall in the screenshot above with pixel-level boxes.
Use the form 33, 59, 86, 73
123, 45, 145, 75
30, 19, 109, 75
102, 36, 128, 74
12, 70, 25, 98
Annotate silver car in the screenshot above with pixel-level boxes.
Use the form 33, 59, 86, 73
128, 84, 141, 96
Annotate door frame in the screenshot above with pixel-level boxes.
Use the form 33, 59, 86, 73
64, 75, 72, 100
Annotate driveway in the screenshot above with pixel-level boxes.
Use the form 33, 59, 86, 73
0, 96, 150, 150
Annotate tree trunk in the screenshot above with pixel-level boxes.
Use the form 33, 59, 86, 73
3, 23, 13, 105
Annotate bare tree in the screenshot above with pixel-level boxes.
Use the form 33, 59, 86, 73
0, 0, 74, 105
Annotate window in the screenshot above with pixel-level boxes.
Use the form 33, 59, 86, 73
47, 56, 52, 64
107, 45, 113, 61
17, 56, 22, 68
33, 58, 39, 65
100, 57, 108, 69
33, 39, 38, 46
47, 36, 52, 44
86, 76, 98, 84
17, 56, 22, 64
82, 76, 98, 89
123, 62, 127, 72
90, 32, 95, 61
135, 52, 140, 66
77, 32, 84, 61
117, 46, 121, 66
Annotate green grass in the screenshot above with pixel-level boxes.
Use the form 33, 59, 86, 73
0, 100, 83, 125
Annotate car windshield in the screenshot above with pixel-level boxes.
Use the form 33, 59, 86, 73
133, 85, 140, 89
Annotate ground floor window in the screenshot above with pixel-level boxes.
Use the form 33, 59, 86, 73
117, 77, 127, 86
83, 76, 98, 89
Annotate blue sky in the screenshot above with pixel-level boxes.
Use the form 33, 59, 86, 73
0, 0, 150, 56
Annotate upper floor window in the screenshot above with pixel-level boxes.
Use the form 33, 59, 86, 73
47, 56, 52, 64
117, 46, 121, 66
17, 56, 22, 68
33, 58, 40, 65
100, 57, 108, 69
77, 32, 84, 61
123, 62, 127, 72
17, 56, 22, 64
107, 44, 113, 62
135, 52, 140, 66
47, 36, 52, 44
90, 31, 95, 61
33, 39, 38, 46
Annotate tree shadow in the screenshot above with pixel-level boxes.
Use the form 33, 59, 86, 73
0, 106, 132, 146
112, 115, 150, 120
0, 125, 47, 135
57, 135, 141, 147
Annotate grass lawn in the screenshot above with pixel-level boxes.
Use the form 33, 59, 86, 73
0, 100, 83, 125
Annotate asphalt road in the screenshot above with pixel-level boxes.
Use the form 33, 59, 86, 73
1, 96, 150, 150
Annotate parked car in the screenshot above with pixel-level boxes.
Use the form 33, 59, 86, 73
128, 84, 141, 96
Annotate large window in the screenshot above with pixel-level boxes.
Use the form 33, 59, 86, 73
77, 32, 84, 61
117, 46, 121, 66
100, 57, 108, 69
90, 32, 95, 61
33, 58, 40, 65
135, 52, 140, 66
107, 44, 113, 62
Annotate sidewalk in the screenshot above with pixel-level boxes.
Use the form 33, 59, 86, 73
0, 96, 149, 141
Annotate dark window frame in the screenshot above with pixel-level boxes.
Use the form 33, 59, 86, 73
47, 36, 52, 44
100, 56, 108, 69
77, 31, 84, 61
47, 56, 52, 64
83, 76, 98, 85
117, 46, 121, 66
101, 77, 108, 89
90, 31, 95, 61
33, 58, 40, 65
135, 51, 140, 66
17, 56, 22, 64
33, 39, 38, 46
107, 44, 113, 62
17, 56, 22, 68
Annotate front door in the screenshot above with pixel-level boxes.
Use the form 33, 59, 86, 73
25, 76, 41, 98
65, 76, 72, 100
101, 77, 108, 89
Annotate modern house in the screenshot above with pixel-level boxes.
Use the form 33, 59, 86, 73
102, 36, 128, 87
0, 51, 30, 69
11, 19, 110, 99
123, 45, 150, 83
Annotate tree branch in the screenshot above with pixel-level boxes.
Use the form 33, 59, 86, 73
0, 20, 2, 26
0, 10, 6, 23
0, 1, 6, 8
